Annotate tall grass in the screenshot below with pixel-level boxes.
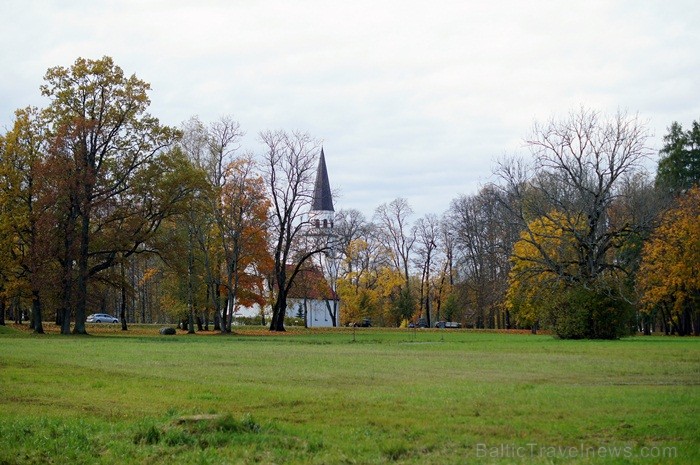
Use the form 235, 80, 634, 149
1, 326, 698, 464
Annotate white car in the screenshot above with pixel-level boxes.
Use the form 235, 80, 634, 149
86, 313, 119, 323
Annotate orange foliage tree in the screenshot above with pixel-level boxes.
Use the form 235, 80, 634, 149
218, 155, 271, 332
638, 187, 700, 335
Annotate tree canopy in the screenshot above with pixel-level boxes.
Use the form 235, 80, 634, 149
638, 187, 700, 335
656, 120, 700, 193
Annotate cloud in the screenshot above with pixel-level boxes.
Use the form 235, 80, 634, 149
2, 0, 699, 219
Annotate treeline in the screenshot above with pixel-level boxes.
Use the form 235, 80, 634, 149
337, 110, 699, 338
1, 57, 698, 337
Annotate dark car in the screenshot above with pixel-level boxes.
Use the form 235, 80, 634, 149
435, 321, 462, 329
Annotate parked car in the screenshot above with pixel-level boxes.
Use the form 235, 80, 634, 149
352, 318, 372, 327
435, 321, 462, 329
86, 313, 119, 323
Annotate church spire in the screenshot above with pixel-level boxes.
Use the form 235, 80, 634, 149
312, 147, 334, 212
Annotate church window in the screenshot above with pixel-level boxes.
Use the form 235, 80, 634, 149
323, 219, 328, 228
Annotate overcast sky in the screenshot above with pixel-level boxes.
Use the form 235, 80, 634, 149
2, 1, 699, 219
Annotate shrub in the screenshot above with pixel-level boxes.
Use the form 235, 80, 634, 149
547, 285, 635, 339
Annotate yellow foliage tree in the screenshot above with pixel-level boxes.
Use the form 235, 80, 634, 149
638, 187, 700, 335
506, 212, 581, 327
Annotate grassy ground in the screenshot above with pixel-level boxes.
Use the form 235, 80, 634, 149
0, 324, 697, 464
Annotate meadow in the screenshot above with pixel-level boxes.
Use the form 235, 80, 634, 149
0, 324, 698, 464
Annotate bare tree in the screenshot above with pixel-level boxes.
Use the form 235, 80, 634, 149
260, 130, 326, 331
448, 185, 516, 328
413, 214, 440, 327
431, 215, 456, 323
495, 108, 654, 337
497, 107, 653, 287
374, 198, 415, 289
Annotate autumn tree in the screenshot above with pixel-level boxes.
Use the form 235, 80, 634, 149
218, 155, 271, 332
506, 213, 578, 330
41, 56, 180, 333
637, 187, 700, 336
0, 107, 54, 333
497, 108, 650, 338
0, 129, 11, 325
335, 213, 386, 325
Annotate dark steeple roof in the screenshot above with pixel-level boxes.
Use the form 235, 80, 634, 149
312, 147, 334, 212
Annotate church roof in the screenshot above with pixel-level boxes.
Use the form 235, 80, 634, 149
312, 148, 334, 212
286, 265, 338, 301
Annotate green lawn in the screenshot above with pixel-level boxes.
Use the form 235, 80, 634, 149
0, 325, 698, 464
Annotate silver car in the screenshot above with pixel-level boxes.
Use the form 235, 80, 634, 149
86, 313, 119, 323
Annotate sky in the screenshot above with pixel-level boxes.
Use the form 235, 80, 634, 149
1, 0, 699, 220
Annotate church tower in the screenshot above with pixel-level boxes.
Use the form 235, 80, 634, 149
309, 147, 335, 231
305, 147, 340, 327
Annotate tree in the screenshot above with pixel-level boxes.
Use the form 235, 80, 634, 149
374, 198, 415, 289
179, 116, 233, 331
260, 130, 326, 331
413, 214, 439, 327
506, 212, 577, 329
41, 56, 179, 333
431, 216, 457, 324
0, 107, 52, 333
656, 120, 700, 193
374, 198, 416, 322
447, 186, 516, 328
218, 155, 270, 332
637, 187, 700, 336
497, 108, 650, 338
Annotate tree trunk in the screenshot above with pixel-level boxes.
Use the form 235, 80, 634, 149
270, 267, 287, 331
31, 291, 44, 334
120, 260, 128, 331
59, 265, 72, 334
270, 294, 287, 332
214, 310, 221, 331
224, 270, 236, 333
0, 298, 5, 326
187, 229, 195, 334
73, 212, 90, 335
324, 299, 338, 327
188, 313, 195, 334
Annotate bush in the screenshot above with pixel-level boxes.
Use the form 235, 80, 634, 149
547, 285, 635, 339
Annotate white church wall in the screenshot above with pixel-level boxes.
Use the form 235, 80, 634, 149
287, 298, 337, 328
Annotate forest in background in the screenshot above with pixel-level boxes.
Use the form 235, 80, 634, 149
1, 56, 698, 338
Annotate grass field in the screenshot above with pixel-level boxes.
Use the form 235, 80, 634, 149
0, 324, 698, 464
